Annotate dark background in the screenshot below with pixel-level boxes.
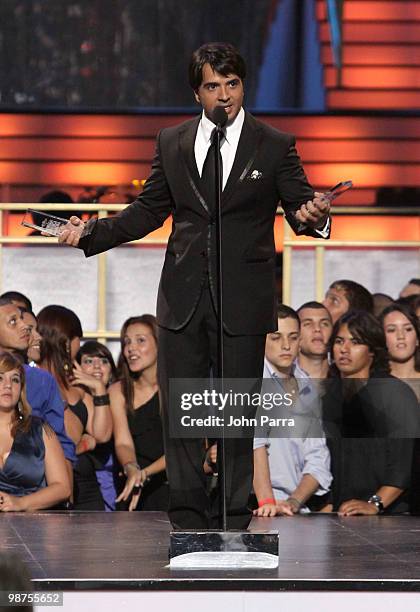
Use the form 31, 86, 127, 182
0, 0, 276, 110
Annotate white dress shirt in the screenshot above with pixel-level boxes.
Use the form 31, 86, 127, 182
253, 358, 332, 510
194, 107, 245, 190
194, 106, 329, 236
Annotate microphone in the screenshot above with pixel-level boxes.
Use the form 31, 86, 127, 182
211, 106, 228, 128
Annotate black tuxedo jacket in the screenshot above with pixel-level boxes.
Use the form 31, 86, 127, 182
79, 112, 329, 335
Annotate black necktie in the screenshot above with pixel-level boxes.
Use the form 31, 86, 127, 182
201, 130, 225, 210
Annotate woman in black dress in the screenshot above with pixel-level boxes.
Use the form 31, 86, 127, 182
109, 314, 167, 512
0, 351, 70, 511
72, 341, 119, 510
380, 303, 420, 514
37, 305, 113, 508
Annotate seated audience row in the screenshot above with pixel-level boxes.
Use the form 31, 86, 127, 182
0, 278, 419, 518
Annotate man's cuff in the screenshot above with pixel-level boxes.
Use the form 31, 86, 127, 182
314, 217, 330, 239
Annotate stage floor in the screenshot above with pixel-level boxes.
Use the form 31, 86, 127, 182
2, 512, 420, 592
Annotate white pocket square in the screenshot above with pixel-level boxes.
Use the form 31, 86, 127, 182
247, 170, 263, 180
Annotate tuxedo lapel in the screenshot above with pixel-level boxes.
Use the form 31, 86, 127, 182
179, 117, 210, 214
222, 112, 262, 206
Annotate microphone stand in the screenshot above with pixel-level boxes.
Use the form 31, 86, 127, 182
212, 122, 227, 532
168, 110, 280, 567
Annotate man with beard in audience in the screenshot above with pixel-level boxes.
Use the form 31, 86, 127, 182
0, 298, 75, 474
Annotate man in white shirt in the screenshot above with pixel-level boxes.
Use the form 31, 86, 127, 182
296, 301, 332, 379
253, 305, 331, 517
58, 42, 331, 530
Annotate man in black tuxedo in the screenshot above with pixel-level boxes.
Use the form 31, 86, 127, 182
59, 42, 330, 530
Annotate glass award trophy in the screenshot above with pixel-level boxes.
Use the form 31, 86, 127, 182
21, 209, 70, 236
324, 180, 353, 202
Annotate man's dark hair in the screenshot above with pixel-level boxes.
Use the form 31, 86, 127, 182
408, 279, 420, 287
297, 301, 331, 317
330, 279, 373, 314
412, 295, 420, 312
189, 42, 246, 91
277, 304, 300, 328
329, 310, 389, 375
0, 291, 32, 312
396, 294, 419, 309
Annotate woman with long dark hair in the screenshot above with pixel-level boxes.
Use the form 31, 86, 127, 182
322, 310, 418, 515
381, 303, 420, 401
37, 305, 112, 507
109, 314, 167, 512
380, 304, 420, 515
0, 352, 70, 511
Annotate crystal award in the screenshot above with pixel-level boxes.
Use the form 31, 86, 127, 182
21, 209, 70, 236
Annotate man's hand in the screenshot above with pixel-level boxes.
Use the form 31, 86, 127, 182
338, 499, 379, 516
295, 192, 330, 229
57, 216, 85, 247
253, 502, 279, 517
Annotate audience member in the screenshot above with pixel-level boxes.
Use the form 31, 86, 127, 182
95, 185, 131, 204
0, 291, 32, 313
76, 186, 97, 204
0, 352, 70, 511
253, 305, 331, 517
399, 279, 420, 299
372, 292, 393, 318
380, 303, 420, 516
109, 315, 167, 512
38, 190, 82, 221
37, 305, 112, 507
21, 310, 42, 365
296, 301, 332, 379
381, 303, 420, 401
0, 298, 75, 467
73, 341, 119, 510
414, 295, 420, 319
322, 311, 418, 515
396, 293, 420, 313
323, 280, 373, 323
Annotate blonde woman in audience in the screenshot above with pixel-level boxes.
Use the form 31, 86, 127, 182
109, 315, 167, 512
0, 352, 70, 511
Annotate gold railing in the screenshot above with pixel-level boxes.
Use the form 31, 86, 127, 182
0, 203, 167, 344
0, 203, 419, 339
282, 206, 420, 305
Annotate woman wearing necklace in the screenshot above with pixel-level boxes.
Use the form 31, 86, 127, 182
0, 352, 70, 511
